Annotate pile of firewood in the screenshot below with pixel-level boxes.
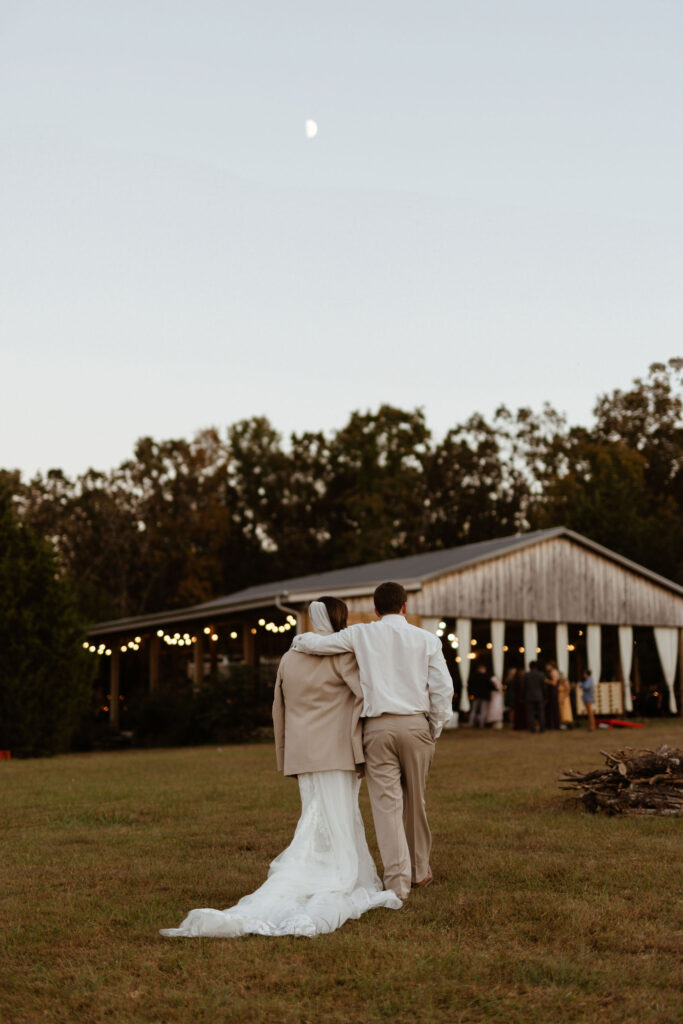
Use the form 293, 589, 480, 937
559, 745, 683, 816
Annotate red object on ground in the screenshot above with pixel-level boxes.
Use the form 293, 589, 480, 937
0, 750, 11, 759
600, 719, 646, 729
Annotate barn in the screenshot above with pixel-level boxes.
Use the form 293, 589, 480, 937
88, 527, 683, 726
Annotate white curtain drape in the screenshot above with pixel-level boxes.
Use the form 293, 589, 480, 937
555, 623, 569, 677
586, 625, 602, 683
653, 627, 679, 714
523, 622, 537, 670
618, 626, 634, 713
490, 620, 505, 681
457, 617, 472, 712
421, 617, 441, 635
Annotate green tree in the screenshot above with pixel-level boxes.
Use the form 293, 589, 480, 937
426, 412, 530, 547
0, 486, 93, 756
530, 359, 683, 582
322, 406, 431, 567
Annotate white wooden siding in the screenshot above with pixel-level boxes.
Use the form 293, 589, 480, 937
347, 537, 683, 626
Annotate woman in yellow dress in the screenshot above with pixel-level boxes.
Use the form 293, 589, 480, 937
557, 672, 573, 729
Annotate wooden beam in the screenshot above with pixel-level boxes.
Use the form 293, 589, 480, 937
149, 634, 160, 693
210, 631, 218, 676
194, 634, 204, 689
242, 624, 256, 667
679, 628, 683, 717
109, 647, 120, 729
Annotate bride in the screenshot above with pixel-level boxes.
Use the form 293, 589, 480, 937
160, 597, 401, 938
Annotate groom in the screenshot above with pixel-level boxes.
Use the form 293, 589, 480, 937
292, 582, 453, 900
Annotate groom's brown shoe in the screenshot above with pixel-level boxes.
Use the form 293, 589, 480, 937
411, 869, 433, 889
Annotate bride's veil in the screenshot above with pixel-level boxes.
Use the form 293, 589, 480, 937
308, 600, 334, 635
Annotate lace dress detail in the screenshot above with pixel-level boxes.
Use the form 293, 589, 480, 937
160, 770, 401, 938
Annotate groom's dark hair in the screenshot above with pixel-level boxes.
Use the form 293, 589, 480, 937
373, 582, 407, 616
319, 596, 348, 632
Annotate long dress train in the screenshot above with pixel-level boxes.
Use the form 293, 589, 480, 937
160, 769, 401, 939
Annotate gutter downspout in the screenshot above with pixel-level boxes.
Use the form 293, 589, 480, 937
275, 593, 304, 633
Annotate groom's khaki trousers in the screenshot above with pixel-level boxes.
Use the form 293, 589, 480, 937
363, 713, 435, 900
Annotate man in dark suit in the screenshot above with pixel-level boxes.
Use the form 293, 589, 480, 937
468, 661, 493, 728
523, 660, 546, 733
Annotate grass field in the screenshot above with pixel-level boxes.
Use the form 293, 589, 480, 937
2, 722, 682, 1024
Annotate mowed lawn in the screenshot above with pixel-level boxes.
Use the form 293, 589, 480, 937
2, 723, 682, 1024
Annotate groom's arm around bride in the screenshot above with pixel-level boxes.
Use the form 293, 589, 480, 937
292, 582, 454, 900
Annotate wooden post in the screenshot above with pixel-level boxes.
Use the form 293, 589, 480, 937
109, 647, 120, 729
210, 631, 218, 676
149, 634, 160, 693
194, 634, 204, 690
242, 624, 256, 667
679, 628, 683, 717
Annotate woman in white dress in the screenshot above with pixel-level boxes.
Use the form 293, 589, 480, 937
485, 674, 504, 729
160, 598, 401, 939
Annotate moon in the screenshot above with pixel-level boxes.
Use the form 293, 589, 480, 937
304, 119, 318, 139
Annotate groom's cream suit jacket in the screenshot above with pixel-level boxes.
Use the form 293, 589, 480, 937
272, 649, 364, 776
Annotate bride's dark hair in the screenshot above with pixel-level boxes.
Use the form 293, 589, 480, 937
318, 596, 348, 633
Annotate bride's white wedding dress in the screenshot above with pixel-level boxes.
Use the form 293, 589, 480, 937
160, 769, 401, 939
161, 600, 401, 938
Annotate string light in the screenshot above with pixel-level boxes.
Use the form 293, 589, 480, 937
203, 627, 211, 635
157, 629, 164, 637
486, 642, 492, 650
230, 631, 238, 639
258, 618, 266, 626
438, 621, 446, 629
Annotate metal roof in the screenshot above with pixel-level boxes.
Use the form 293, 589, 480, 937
88, 526, 683, 636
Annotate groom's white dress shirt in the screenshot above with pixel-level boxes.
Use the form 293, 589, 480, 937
291, 614, 454, 738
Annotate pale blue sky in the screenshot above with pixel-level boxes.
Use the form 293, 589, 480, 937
1, 0, 681, 477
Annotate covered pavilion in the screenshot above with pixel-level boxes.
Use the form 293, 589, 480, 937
87, 527, 683, 727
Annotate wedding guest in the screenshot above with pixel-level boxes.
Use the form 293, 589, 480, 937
512, 667, 527, 730
544, 660, 561, 730
579, 668, 596, 730
523, 660, 546, 733
468, 661, 493, 728
503, 667, 517, 727
557, 672, 573, 729
486, 673, 504, 729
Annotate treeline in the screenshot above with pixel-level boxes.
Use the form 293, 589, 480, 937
3, 358, 682, 625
